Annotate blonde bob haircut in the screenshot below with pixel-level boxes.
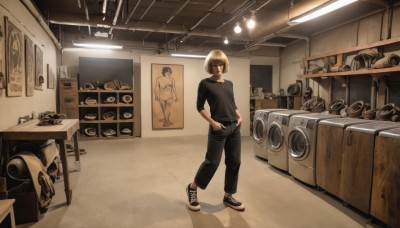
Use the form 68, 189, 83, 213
204, 50, 229, 74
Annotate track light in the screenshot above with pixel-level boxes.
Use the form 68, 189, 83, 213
246, 12, 256, 29
234, 23, 242, 33
223, 37, 229, 45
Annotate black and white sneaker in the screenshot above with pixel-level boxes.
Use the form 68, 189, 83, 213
186, 184, 200, 211
223, 195, 245, 211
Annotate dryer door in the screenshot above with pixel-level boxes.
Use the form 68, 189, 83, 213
253, 118, 267, 144
288, 127, 310, 161
268, 123, 284, 151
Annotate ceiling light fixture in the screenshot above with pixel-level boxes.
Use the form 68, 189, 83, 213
234, 23, 242, 33
170, 53, 207, 59
246, 11, 256, 29
223, 37, 229, 45
289, 0, 357, 25
72, 39, 123, 49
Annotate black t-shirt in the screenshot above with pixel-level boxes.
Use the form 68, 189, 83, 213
196, 78, 238, 121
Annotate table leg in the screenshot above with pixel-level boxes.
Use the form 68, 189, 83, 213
56, 139, 72, 205
72, 133, 81, 172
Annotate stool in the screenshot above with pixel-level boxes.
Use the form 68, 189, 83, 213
0, 199, 16, 228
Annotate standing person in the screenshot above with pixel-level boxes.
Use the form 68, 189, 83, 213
154, 66, 178, 127
186, 50, 245, 211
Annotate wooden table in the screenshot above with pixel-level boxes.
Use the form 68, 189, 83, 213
0, 199, 15, 228
1, 119, 80, 205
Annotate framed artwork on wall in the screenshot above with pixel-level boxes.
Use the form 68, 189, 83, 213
25, 35, 35, 96
5, 17, 24, 97
47, 64, 55, 89
151, 63, 184, 129
34, 44, 43, 90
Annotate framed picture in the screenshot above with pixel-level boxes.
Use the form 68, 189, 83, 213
25, 35, 35, 96
47, 64, 55, 89
151, 64, 184, 129
34, 44, 43, 90
5, 17, 24, 97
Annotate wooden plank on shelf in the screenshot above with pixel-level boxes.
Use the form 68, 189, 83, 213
307, 37, 400, 61
301, 66, 400, 78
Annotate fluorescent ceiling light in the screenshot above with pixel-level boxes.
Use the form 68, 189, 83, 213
290, 0, 357, 24
72, 40, 123, 49
170, 54, 207, 59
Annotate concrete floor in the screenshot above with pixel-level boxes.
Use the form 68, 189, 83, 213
17, 136, 378, 228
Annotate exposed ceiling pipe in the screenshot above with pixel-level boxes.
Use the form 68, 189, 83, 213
254, 0, 272, 11
277, 33, 309, 42
216, 0, 256, 30
112, 0, 124, 25
245, 0, 329, 49
101, 0, 108, 15
125, 0, 142, 24
49, 17, 222, 37
257, 42, 287, 47
19, 0, 62, 50
189, 0, 224, 31
140, 0, 156, 20
83, 0, 89, 20
166, 0, 190, 24
177, 0, 225, 47
77, 0, 81, 8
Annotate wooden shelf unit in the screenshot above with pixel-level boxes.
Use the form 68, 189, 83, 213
78, 89, 134, 140
301, 37, 400, 79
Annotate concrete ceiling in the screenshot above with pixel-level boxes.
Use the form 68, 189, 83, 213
30, 0, 392, 56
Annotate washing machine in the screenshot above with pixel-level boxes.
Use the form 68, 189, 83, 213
266, 110, 309, 171
252, 109, 285, 160
339, 121, 400, 214
370, 128, 400, 228
316, 118, 373, 197
287, 113, 339, 186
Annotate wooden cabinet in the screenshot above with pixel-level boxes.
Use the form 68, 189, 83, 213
254, 99, 278, 110
78, 90, 134, 140
59, 79, 79, 118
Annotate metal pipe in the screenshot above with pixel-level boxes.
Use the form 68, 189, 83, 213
125, 0, 142, 24
140, 0, 155, 20
189, 0, 224, 31
83, 0, 89, 20
19, 0, 62, 50
101, 0, 108, 15
112, 0, 124, 25
216, 0, 256, 30
77, 0, 81, 8
166, 0, 190, 24
257, 42, 287, 47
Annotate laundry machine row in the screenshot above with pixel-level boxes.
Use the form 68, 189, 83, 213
266, 110, 309, 171
339, 122, 400, 214
370, 128, 400, 228
287, 113, 339, 186
316, 118, 373, 197
252, 109, 285, 160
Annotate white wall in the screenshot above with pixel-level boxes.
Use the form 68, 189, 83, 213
140, 55, 250, 137
0, 0, 58, 130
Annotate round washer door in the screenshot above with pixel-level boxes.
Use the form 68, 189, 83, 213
288, 127, 310, 160
253, 118, 267, 144
268, 123, 284, 151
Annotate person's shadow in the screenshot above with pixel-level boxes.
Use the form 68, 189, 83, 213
187, 202, 250, 228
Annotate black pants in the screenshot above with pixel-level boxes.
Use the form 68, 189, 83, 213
194, 122, 241, 194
